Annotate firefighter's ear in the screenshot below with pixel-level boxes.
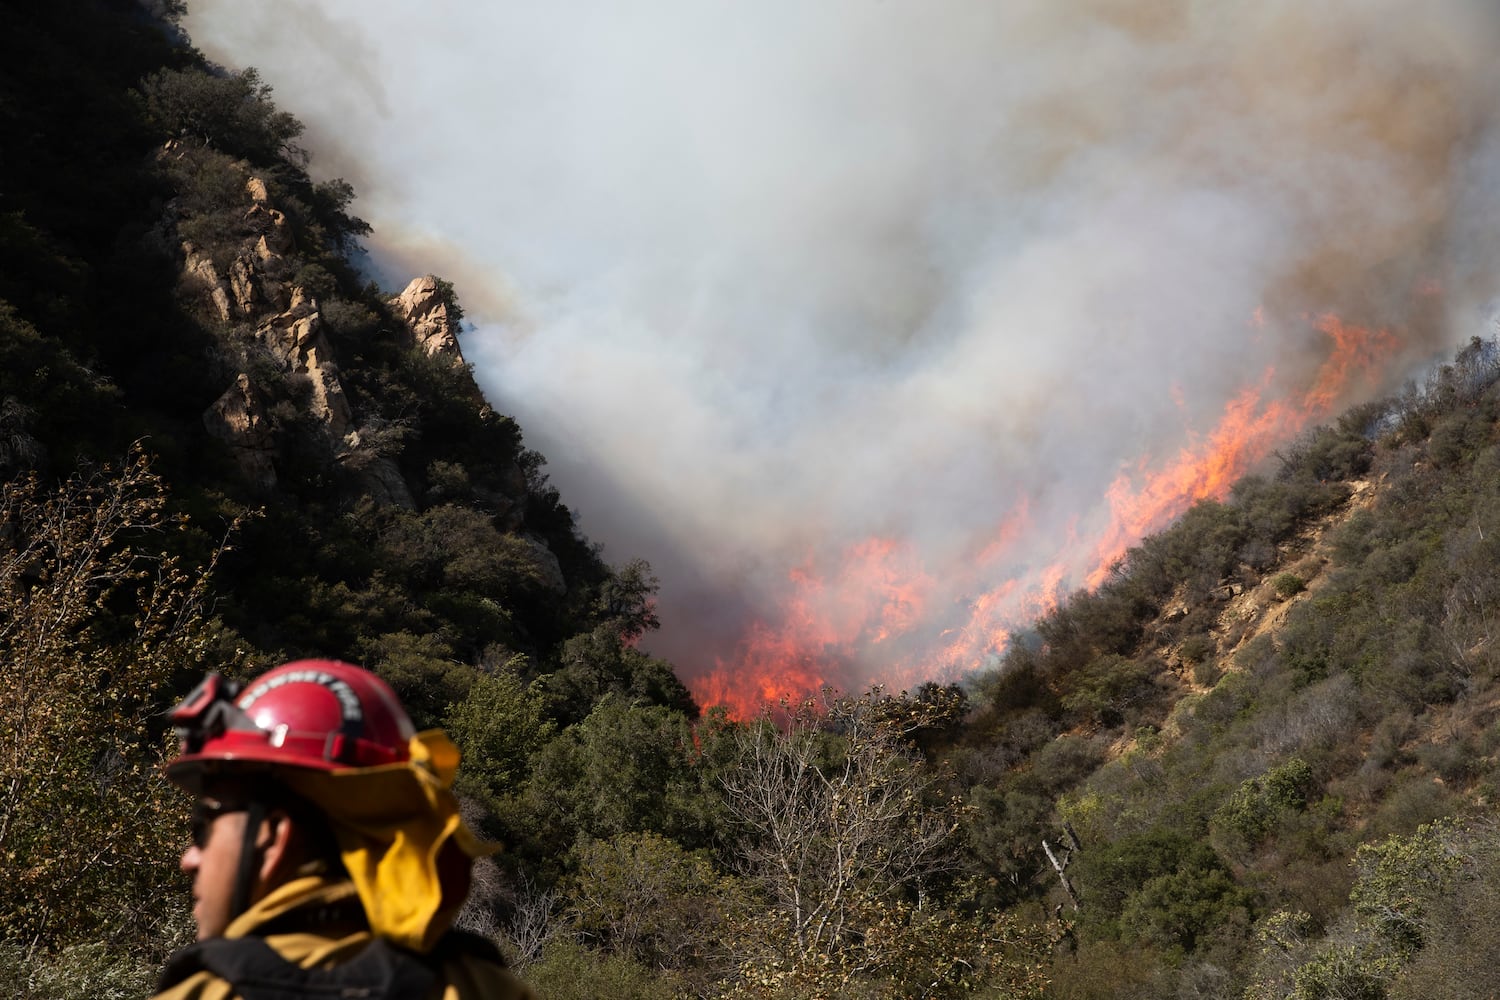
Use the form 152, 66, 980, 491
256, 808, 299, 886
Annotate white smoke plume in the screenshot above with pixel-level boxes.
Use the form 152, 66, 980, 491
184, 0, 1500, 701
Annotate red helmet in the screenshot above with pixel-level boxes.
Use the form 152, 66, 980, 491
166, 660, 415, 789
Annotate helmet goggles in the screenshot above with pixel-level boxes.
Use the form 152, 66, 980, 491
166, 666, 411, 791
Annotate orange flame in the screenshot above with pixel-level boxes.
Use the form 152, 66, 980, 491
1084, 313, 1396, 586
690, 314, 1402, 717
693, 538, 937, 719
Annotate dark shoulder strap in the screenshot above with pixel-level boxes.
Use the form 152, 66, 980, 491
157, 936, 438, 1000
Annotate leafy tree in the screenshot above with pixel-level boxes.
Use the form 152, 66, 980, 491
1118, 864, 1252, 958
588, 557, 662, 642
359, 629, 480, 731
306, 177, 371, 253
0, 449, 223, 952
1212, 756, 1316, 851
566, 831, 743, 988
138, 66, 305, 163
546, 624, 697, 723
431, 276, 465, 327
519, 696, 704, 852
1074, 829, 1208, 922
446, 660, 554, 809
377, 503, 551, 596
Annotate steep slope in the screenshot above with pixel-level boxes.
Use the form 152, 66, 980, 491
0, 1, 690, 977
949, 340, 1500, 997
7, 6, 1500, 999
5, 4, 694, 726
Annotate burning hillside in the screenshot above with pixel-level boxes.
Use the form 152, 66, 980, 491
693, 312, 1405, 718
181, 0, 1500, 716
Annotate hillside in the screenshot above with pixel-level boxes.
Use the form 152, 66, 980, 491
1, 0, 690, 987
952, 345, 1500, 998
5, 4, 1500, 999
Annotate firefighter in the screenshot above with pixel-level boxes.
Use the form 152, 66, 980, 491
152, 659, 536, 1000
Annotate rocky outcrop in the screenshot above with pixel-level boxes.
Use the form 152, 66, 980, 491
181, 172, 466, 514
183, 172, 361, 489
342, 450, 417, 510
240, 178, 292, 306
179, 176, 294, 324
392, 276, 465, 361
244, 177, 293, 259
181, 242, 235, 322
203, 374, 277, 490
520, 535, 568, 594
228, 256, 259, 317
255, 286, 353, 442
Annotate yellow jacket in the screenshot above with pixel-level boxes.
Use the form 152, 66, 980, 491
152, 876, 537, 1000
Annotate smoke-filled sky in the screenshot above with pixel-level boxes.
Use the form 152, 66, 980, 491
184, 0, 1500, 707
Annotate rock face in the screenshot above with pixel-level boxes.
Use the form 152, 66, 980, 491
181, 243, 235, 322
520, 535, 568, 594
255, 285, 353, 442
182, 173, 366, 490
204, 374, 277, 491
340, 443, 417, 510
179, 171, 507, 520
178, 179, 295, 324
391, 276, 465, 362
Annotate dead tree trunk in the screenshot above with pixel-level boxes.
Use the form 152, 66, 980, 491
1042, 838, 1080, 912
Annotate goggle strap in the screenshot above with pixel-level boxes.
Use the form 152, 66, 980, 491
228, 799, 268, 922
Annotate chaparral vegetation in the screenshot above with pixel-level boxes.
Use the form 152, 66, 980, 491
5, 4, 1500, 998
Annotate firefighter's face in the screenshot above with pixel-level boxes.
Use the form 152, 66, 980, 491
181, 790, 254, 940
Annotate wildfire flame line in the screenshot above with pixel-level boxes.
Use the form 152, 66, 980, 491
692, 314, 1400, 719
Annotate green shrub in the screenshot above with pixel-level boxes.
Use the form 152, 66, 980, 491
1193, 657, 1223, 688
1279, 425, 1374, 483
1212, 757, 1315, 849
1351, 819, 1465, 957
1059, 654, 1159, 728
1076, 829, 1210, 921
1272, 573, 1307, 600
521, 940, 681, 1000
0, 941, 156, 1000
1179, 632, 1216, 666
1290, 945, 1389, 1000
1119, 864, 1253, 958
447, 663, 554, 807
